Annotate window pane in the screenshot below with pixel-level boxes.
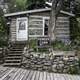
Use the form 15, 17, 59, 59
29, 29, 43, 35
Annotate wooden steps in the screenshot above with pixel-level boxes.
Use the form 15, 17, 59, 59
3, 43, 25, 67
3, 63, 21, 66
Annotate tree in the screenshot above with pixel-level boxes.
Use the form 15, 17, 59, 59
51, 0, 64, 41
15, 0, 27, 11
26, 0, 45, 10
7, 0, 27, 13
0, 8, 7, 47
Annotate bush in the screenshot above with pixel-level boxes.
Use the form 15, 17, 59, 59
51, 40, 72, 51
29, 39, 37, 51
70, 17, 80, 50
68, 66, 79, 74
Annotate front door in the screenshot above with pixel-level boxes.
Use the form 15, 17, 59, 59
16, 17, 28, 41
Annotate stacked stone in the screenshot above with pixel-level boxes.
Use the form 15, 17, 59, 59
21, 52, 79, 73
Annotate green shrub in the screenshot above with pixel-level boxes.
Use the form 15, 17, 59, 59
29, 39, 37, 51
68, 66, 79, 74
51, 40, 72, 51
38, 48, 49, 52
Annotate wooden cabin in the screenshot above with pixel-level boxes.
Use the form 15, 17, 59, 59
3, 8, 75, 66
4, 8, 75, 44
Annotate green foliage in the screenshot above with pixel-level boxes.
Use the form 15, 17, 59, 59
15, 0, 27, 11
38, 48, 49, 52
70, 17, 80, 50
8, 0, 27, 13
7, 0, 46, 12
29, 40, 37, 51
51, 40, 72, 51
0, 8, 7, 47
26, 0, 45, 10
68, 66, 79, 74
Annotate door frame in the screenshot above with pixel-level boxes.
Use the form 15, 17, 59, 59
16, 17, 28, 41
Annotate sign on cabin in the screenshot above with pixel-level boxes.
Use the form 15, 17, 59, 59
37, 37, 50, 48
16, 17, 28, 41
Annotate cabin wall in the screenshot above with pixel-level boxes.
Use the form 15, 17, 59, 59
10, 18, 16, 42
55, 17, 70, 43
9, 11, 70, 43
29, 11, 50, 16
9, 11, 51, 42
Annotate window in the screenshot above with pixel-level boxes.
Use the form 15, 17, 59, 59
44, 19, 49, 35
29, 16, 50, 37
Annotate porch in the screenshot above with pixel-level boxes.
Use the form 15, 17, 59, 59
0, 66, 80, 80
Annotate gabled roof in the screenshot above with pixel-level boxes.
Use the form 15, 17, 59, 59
4, 8, 75, 17
4, 8, 51, 17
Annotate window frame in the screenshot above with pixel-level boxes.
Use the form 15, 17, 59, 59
29, 16, 50, 37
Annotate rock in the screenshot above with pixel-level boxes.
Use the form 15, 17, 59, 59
21, 51, 79, 73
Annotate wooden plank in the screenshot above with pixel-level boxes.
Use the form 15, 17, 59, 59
2, 68, 18, 80
35, 71, 40, 80
68, 75, 77, 80
57, 74, 65, 80
46, 72, 50, 80
26, 70, 34, 80
76, 75, 80, 80
50, 73, 54, 80
0, 68, 15, 80
22, 70, 30, 80
0, 66, 80, 80
39, 71, 43, 80
0, 68, 11, 78
71, 75, 80, 80
53, 73, 59, 80
62, 74, 71, 80
0, 67, 8, 74
31, 71, 37, 80
18, 70, 27, 80
14, 69, 24, 80
43, 72, 47, 80
8, 68, 21, 80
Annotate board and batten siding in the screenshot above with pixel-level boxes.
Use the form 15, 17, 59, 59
10, 19, 16, 42
55, 17, 70, 43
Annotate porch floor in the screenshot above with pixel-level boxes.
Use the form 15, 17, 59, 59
0, 66, 80, 80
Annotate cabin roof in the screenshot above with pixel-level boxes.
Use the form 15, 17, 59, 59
4, 8, 75, 17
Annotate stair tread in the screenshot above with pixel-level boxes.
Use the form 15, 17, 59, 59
8, 54, 22, 56
5, 56, 22, 59
5, 59, 21, 61
4, 43, 25, 66
3, 63, 21, 66
10, 50, 23, 52
10, 49, 23, 52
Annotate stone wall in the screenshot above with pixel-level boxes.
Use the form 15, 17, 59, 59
21, 51, 79, 73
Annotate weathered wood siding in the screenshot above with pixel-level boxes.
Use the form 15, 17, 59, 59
55, 17, 70, 43
10, 19, 16, 42
9, 11, 70, 43
0, 48, 3, 64
29, 11, 50, 17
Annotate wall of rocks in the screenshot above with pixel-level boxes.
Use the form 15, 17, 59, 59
21, 51, 79, 73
